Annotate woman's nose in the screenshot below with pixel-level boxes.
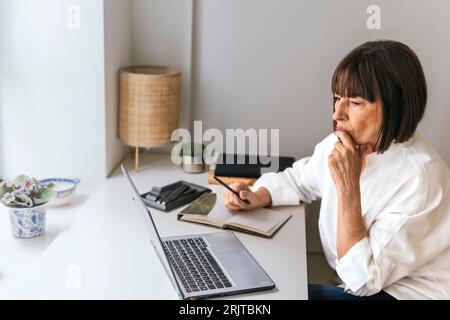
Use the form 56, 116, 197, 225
332, 99, 349, 122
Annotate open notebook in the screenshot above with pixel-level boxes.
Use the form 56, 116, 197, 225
177, 193, 292, 238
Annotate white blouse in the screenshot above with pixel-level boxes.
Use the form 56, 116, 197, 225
251, 131, 450, 299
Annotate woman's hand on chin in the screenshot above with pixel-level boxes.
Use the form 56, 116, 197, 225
328, 131, 373, 196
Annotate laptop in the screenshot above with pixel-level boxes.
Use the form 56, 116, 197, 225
121, 164, 275, 300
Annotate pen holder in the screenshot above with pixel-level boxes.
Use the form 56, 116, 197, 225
141, 181, 211, 212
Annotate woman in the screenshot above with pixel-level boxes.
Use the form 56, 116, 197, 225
223, 40, 450, 300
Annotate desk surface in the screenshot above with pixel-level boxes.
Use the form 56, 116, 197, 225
0, 153, 308, 299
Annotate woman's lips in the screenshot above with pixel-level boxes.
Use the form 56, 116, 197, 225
335, 127, 352, 134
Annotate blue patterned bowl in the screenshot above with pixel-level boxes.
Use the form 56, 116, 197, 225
40, 178, 80, 206
8, 204, 46, 238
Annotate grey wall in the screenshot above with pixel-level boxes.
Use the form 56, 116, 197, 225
131, 0, 194, 131
192, 0, 450, 166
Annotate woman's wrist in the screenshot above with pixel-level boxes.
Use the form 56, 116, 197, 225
337, 184, 362, 214
336, 181, 360, 200
337, 184, 361, 209
254, 187, 272, 208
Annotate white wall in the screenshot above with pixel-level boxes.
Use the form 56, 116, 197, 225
192, 0, 450, 166
104, 0, 132, 176
131, 0, 194, 131
0, 0, 5, 178
0, 0, 106, 188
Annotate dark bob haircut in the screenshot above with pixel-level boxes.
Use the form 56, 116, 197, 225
331, 40, 427, 153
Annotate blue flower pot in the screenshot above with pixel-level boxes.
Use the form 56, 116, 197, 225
8, 204, 47, 238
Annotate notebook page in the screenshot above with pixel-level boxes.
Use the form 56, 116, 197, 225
227, 207, 290, 233
207, 205, 236, 224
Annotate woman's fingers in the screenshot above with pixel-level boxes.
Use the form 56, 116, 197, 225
230, 192, 249, 208
335, 131, 356, 150
334, 141, 345, 153
239, 189, 260, 211
225, 194, 247, 210
228, 182, 249, 207
223, 183, 250, 210
239, 188, 255, 203
225, 201, 242, 210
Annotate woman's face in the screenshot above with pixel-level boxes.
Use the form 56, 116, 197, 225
332, 94, 383, 149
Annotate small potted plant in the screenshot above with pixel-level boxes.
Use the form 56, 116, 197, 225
0, 175, 54, 238
181, 142, 205, 173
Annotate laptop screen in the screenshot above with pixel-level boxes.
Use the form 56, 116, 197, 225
121, 164, 183, 299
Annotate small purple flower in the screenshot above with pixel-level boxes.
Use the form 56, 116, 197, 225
25, 185, 34, 193
1, 175, 54, 208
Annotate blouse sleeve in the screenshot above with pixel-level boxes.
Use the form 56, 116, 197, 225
250, 134, 335, 206
335, 160, 450, 296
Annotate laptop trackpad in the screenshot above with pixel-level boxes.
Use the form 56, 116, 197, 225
218, 250, 256, 271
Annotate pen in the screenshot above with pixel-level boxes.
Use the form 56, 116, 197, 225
213, 175, 250, 205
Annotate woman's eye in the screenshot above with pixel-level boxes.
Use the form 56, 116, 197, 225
334, 96, 341, 102
350, 101, 361, 107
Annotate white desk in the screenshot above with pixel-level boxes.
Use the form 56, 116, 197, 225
0, 153, 308, 299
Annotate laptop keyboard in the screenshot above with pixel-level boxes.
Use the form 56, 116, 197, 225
163, 237, 233, 293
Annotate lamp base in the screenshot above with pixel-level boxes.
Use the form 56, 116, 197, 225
135, 146, 139, 172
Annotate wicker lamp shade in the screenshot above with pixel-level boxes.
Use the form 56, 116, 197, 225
119, 66, 181, 170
